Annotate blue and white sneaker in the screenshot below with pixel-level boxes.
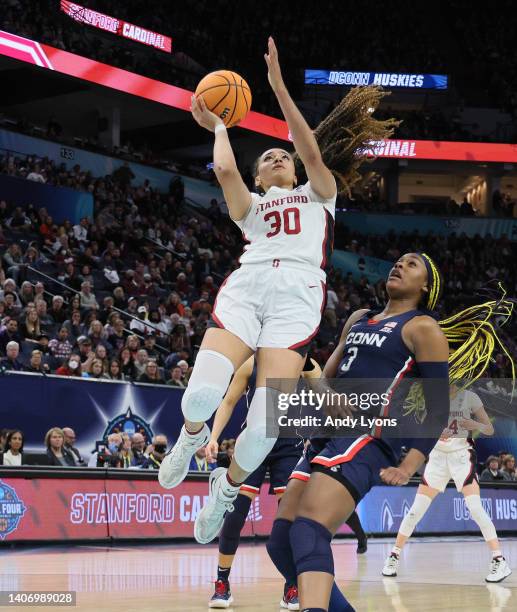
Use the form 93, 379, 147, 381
158, 424, 210, 489
209, 579, 234, 608
195, 468, 236, 544
280, 584, 300, 610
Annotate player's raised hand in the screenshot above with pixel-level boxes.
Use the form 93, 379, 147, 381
379, 466, 411, 486
191, 95, 224, 132
264, 36, 286, 94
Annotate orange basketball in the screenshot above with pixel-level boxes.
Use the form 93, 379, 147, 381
195, 70, 252, 128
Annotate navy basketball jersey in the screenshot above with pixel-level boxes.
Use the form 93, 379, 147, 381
334, 309, 428, 445
337, 309, 422, 382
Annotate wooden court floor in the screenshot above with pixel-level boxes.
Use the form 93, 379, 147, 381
0, 537, 515, 611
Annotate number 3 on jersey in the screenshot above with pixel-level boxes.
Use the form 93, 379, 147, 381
264, 207, 301, 238
340, 346, 358, 373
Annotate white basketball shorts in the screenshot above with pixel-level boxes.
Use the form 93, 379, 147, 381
422, 446, 478, 492
210, 263, 326, 353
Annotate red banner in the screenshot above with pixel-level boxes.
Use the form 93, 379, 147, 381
2, 30, 517, 162
0, 475, 352, 542
60, 1, 172, 53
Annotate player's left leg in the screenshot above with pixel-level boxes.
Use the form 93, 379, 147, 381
209, 489, 256, 608
461, 481, 512, 583
290, 471, 356, 610
195, 347, 304, 544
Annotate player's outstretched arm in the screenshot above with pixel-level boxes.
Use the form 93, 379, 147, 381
264, 37, 336, 200
206, 357, 254, 462
191, 95, 252, 221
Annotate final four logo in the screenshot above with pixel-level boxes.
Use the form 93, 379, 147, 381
103, 407, 153, 441
0, 480, 26, 539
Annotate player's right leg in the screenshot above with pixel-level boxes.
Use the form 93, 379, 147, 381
381, 484, 439, 576
159, 328, 252, 489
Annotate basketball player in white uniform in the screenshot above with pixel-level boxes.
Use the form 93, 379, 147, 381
158, 37, 337, 545
382, 386, 512, 583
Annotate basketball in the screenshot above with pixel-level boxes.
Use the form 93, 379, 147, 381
195, 70, 252, 128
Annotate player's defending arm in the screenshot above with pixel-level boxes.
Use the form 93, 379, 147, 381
190, 95, 251, 221
264, 37, 336, 200
205, 357, 254, 462
381, 316, 450, 486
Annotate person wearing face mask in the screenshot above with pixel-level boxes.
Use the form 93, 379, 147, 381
55, 354, 82, 377
88, 433, 123, 468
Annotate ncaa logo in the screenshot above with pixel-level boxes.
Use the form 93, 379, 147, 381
0, 480, 26, 539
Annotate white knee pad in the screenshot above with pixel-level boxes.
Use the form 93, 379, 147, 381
234, 387, 279, 473
181, 350, 234, 422
398, 494, 432, 537
465, 495, 498, 542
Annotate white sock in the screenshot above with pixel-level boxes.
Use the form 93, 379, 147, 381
492, 549, 503, 559
391, 546, 402, 557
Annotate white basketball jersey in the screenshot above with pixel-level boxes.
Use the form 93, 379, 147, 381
233, 181, 336, 277
434, 389, 483, 453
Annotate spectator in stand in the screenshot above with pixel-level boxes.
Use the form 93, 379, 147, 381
88, 433, 123, 468
3, 244, 23, 282
134, 349, 149, 378
45, 427, 76, 467
119, 347, 136, 379
143, 334, 162, 365
167, 324, 191, 356
19, 309, 41, 341
0, 279, 21, 306
79, 281, 98, 310
2, 429, 24, 466
6, 207, 32, 232
480, 456, 511, 482
55, 353, 82, 377
130, 305, 152, 334
83, 358, 104, 379
25, 349, 49, 374
0, 429, 8, 452
0, 318, 21, 352
27, 164, 45, 183
113, 286, 127, 310
120, 433, 135, 468
73, 217, 89, 247
141, 434, 168, 470
49, 295, 67, 324
88, 319, 109, 349
126, 334, 140, 359
501, 455, 516, 481
0, 341, 24, 371
49, 327, 73, 362
62, 310, 85, 341
189, 446, 216, 472
62, 427, 85, 466
35, 300, 53, 329
94, 344, 109, 371
76, 336, 95, 367
103, 358, 125, 381
108, 318, 127, 353
138, 360, 164, 384
19, 281, 34, 306
131, 432, 147, 467
167, 366, 186, 388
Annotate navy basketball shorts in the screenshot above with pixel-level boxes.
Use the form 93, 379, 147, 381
290, 434, 395, 504
240, 440, 303, 496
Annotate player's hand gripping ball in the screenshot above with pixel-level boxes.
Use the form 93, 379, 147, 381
194, 70, 252, 128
